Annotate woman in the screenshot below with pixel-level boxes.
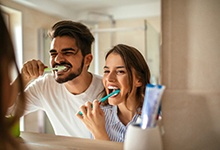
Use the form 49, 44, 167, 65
0, 10, 26, 149
77, 44, 151, 142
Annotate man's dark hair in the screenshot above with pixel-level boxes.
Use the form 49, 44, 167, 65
49, 20, 94, 57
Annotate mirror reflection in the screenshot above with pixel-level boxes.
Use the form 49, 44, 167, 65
1, 0, 161, 137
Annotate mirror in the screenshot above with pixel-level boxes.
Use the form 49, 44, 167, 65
38, 10, 161, 135
4, 0, 161, 135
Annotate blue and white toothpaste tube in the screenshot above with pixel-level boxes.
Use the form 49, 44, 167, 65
140, 84, 165, 129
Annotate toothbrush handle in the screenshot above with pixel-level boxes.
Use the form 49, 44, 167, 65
78, 90, 120, 115
99, 89, 120, 102
44, 68, 52, 72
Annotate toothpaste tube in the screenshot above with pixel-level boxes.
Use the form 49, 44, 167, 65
140, 84, 165, 129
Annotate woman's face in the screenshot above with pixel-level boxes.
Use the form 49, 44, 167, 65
102, 52, 141, 106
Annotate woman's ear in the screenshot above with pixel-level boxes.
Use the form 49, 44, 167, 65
135, 78, 142, 87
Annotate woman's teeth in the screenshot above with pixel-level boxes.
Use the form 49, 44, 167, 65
108, 86, 120, 97
110, 89, 120, 97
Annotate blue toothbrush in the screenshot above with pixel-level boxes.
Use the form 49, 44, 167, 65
78, 89, 120, 115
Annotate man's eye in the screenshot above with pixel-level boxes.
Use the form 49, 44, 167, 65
104, 70, 110, 74
50, 53, 57, 56
63, 52, 74, 55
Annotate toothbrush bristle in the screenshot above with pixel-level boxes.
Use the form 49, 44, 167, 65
57, 66, 66, 71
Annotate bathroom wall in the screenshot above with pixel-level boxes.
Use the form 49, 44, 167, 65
161, 0, 220, 149
91, 17, 160, 77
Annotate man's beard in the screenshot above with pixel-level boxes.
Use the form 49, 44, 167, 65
55, 58, 84, 83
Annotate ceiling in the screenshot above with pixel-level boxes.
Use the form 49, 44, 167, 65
13, 0, 160, 20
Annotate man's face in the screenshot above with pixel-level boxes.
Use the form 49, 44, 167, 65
49, 36, 85, 83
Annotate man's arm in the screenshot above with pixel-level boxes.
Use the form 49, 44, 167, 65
9, 59, 46, 107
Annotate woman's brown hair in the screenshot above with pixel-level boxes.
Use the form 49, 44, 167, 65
0, 9, 26, 149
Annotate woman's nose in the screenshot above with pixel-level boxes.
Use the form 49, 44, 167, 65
107, 72, 116, 82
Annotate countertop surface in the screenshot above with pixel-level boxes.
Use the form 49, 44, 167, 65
19, 132, 123, 150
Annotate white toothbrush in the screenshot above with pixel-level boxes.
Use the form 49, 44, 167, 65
44, 66, 66, 72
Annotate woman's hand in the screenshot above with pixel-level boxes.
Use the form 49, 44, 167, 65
76, 100, 110, 140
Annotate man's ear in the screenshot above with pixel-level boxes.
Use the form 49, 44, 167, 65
84, 54, 93, 66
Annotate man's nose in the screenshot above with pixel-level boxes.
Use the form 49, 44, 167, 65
54, 53, 65, 63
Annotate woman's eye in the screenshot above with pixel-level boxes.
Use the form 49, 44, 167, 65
116, 70, 125, 75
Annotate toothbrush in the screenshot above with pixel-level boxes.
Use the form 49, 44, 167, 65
99, 89, 120, 102
44, 66, 66, 72
78, 89, 120, 115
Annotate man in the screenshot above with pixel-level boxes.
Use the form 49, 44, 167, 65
10, 20, 104, 138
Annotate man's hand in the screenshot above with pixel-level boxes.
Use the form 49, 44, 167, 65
21, 59, 46, 86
